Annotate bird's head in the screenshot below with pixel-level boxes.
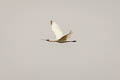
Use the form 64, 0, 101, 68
50, 20, 52, 25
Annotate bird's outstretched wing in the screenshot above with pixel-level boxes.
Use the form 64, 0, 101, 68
58, 31, 72, 41
51, 20, 64, 39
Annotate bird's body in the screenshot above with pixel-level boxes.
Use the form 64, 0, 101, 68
44, 20, 76, 43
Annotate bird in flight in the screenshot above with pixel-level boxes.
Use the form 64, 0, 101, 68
44, 20, 76, 43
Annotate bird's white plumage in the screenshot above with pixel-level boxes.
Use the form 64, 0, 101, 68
51, 21, 64, 39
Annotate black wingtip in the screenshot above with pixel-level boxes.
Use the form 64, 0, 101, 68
72, 40, 77, 42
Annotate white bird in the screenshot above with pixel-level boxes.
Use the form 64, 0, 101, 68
44, 20, 76, 43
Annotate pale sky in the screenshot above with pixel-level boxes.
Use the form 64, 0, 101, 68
0, 0, 120, 80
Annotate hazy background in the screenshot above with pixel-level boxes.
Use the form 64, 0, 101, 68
0, 0, 120, 80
